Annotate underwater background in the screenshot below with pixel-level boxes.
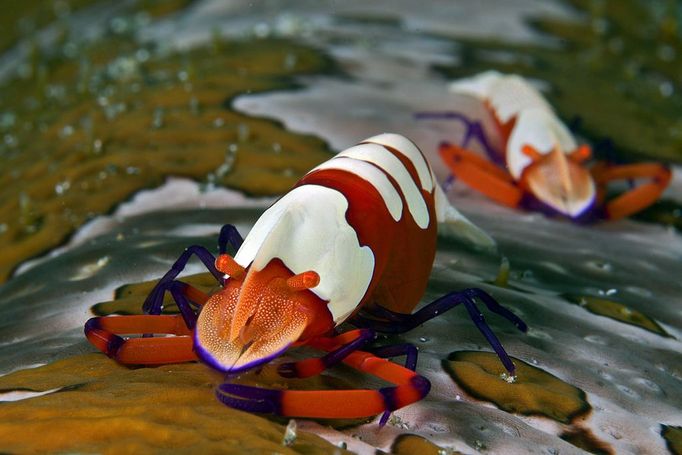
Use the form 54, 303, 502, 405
0, 1, 681, 453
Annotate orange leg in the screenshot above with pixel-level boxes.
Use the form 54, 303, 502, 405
591, 162, 671, 220
85, 282, 209, 364
216, 333, 430, 420
85, 314, 197, 364
439, 143, 524, 208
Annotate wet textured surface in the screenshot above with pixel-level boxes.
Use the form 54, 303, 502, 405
1, 1, 681, 454
0, 353, 347, 454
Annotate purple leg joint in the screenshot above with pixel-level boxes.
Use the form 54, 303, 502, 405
143, 224, 244, 314
278, 329, 376, 378
370, 343, 421, 426
216, 383, 283, 414
415, 110, 504, 165
352, 288, 527, 376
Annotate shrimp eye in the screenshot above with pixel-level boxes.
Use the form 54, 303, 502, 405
215, 254, 245, 280
286, 271, 320, 291
522, 144, 543, 161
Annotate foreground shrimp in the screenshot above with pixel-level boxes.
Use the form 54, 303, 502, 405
417, 71, 671, 220
85, 133, 526, 423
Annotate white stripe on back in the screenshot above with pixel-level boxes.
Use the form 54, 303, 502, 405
309, 156, 403, 221
363, 133, 434, 191
338, 143, 430, 229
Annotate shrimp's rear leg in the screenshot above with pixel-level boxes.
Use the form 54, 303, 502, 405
353, 288, 527, 376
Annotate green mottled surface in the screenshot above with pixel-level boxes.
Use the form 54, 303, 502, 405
0, 20, 334, 283
436, 0, 682, 163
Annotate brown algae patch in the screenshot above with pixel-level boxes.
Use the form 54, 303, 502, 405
565, 294, 672, 338
662, 425, 682, 455
560, 428, 614, 455
435, 0, 682, 163
0, 30, 334, 283
0, 0, 95, 52
0, 354, 347, 454
442, 351, 590, 423
92, 272, 218, 316
391, 434, 464, 455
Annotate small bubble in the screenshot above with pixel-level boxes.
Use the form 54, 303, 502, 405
110, 17, 129, 34
500, 372, 517, 384
135, 48, 150, 62
152, 108, 165, 129
62, 41, 78, 58
254, 22, 270, 38
657, 44, 676, 62
189, 96, 200, 115
93, 139, 103, 154
59, 125, 74, 138
284, 53, 297, 70
659, 81, 674, 98
3, 134, 17, 147
237, 123, 250, 141
126, 166, 141, 175
54, 181, 71, 195
591, 18, 609, 34
0, 112, 16, 129
0, 223, 7, 235
213, 118, 225, 128
419, 336, 429, 342
272, 142, 282, 153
